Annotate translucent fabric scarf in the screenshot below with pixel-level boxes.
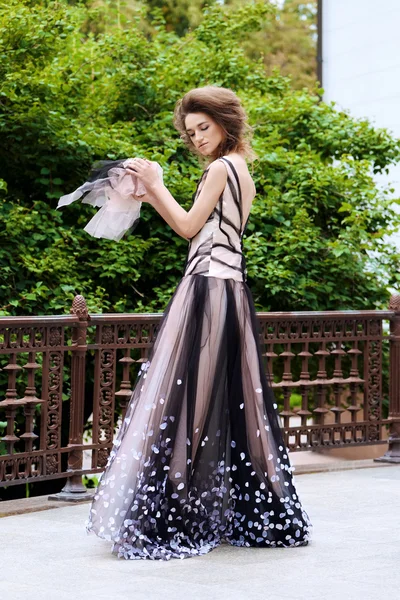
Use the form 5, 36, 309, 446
57, 159, 163, 241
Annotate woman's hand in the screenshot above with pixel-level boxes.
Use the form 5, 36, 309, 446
126, 158, 161, 192
132, 190, 157, 204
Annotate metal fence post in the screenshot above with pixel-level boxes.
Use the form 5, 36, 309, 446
49, 295, 93, 501
376, 293, 400, 463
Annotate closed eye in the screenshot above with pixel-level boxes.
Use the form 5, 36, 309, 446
188, 126, 209, 138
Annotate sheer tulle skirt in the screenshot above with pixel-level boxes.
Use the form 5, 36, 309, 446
85, 274, 312, 560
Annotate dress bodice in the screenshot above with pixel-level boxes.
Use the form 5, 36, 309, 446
184, 157, 249, 283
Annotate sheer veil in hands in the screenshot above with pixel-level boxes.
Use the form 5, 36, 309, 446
57, 159, 163, 241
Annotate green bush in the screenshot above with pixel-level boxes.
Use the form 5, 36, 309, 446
1, 0, 399, 316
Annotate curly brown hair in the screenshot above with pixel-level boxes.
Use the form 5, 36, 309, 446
173, 86, 256, 164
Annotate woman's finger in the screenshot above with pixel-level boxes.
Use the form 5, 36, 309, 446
126, 168, 144, 179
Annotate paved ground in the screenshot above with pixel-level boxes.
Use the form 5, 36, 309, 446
1, 466, 399, 600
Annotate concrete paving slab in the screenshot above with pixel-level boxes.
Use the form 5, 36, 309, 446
0, 454, 393, 518
0, 466, 399, 600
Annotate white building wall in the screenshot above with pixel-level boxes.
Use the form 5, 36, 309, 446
322, 0, 400, 244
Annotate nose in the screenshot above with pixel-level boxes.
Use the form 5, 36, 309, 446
194, 130, 204, 144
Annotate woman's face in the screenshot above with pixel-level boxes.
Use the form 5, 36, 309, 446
184, 112, 225, 156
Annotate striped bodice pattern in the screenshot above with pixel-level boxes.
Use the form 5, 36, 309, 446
184, 157, 248, 283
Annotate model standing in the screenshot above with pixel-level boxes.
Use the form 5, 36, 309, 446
85, 86, 312, 560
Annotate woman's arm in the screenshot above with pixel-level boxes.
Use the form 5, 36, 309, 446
145, 190, 190, 240
130, 159, 227, 240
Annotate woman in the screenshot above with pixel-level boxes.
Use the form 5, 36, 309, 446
85, 85, 312, 560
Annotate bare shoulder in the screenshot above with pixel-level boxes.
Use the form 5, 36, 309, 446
201, 160, 228, 192
222, 152, 246, 167
206, 159, 229, 178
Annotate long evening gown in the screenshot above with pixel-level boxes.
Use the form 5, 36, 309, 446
85, 156, 312, 560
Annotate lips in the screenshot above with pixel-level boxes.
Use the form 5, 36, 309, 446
199, 142, 208, 149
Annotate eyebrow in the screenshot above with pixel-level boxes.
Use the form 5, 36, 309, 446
186, 121, 208, 133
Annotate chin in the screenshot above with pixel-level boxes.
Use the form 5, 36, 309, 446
200, 146, 216, 156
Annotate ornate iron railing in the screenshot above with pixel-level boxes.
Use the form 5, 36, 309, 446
0, 294, 399, 499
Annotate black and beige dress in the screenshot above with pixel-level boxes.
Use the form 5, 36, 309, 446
85, 156, 312, 560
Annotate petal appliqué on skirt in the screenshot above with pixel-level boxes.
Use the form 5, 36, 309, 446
85, 275, 312, 560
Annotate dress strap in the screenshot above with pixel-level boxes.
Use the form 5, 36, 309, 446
217, 156, 243, 228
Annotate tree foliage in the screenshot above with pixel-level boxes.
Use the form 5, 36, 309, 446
1, 0, 399, 317
228, 0, 318, 89
137, 0, 318, 89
